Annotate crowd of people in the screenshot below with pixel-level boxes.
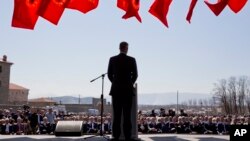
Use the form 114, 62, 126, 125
137, 109, 250, 135
0, 106, 249, 135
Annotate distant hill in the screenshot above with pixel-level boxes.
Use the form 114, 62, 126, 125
137, 92, 212, 105
50, 92, 212, 105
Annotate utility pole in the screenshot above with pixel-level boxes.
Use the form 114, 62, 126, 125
79, 95, 80, 104
177, 91, 179, 115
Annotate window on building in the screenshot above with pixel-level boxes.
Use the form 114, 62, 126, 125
0, 66, 2, 73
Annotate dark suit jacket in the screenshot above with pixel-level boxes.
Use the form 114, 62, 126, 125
1, 124, 13, 134
108, 53, 138, 96
13, 123, 25, 134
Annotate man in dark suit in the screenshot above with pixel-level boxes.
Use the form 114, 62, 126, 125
108, 41, 138, 141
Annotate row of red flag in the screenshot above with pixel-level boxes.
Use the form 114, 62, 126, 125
12, 0, 248, 30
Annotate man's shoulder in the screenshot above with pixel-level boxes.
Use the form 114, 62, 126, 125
110, 54, 136, 61
127, 55, 136, 60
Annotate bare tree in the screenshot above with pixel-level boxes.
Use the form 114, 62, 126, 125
213, 79, 230, 114
227, 77, 237, 114
237, 76, 248, 114
213, 76, 250, 115
246, 87, 250, 113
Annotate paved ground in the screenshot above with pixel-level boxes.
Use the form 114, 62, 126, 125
0, 134, 229, 141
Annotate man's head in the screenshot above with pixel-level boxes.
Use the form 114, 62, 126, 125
119, 41, 128, 54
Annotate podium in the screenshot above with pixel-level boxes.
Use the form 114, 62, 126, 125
112, 84, 139, 140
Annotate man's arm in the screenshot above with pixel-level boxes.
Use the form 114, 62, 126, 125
107, 58, 113, 82
131, 58, 138, 84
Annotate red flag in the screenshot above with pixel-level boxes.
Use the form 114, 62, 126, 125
66, 0, 99, 14
204, 0, 229, 16
186, 0, 198, 23
149, 0, 172, 28
12, 0, 42, 30
117, 0, 142, 23
38, 0, 69, 25
228, 0, 248, 13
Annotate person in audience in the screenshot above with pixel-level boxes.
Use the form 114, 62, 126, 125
28, 108, 38, 134
159, 108, 167, 117
169, 116, 177, 133
180, 109, 188, 117
163, 116, 170, 133
156, 117, 166, 133
13, 117, 24, 135
87, 116, 98, 133
190, 117, 205, 134
1, 118, 13, 134
39, 117, 51, 134
176, 116, 186, 134
224, 117, 231, 134
217, 117, 226, 135
82, 116, 89, 133
0, 109, 4, 119
50, 117, 60, 134
150, 109, 157, 117
148, 117, 158, 133
204, 117, 217, 134
138, 117, 148, 133
46, 108, 56, 124
104, 116, 112, 134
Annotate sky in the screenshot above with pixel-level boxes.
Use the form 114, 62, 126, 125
1, 0, 250, 99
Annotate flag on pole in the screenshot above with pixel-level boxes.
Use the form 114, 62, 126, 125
149, 0, 173, 27
204, 0, 229, 16
228, 0, 248, 13
38, 0, 69, 25
117, 0, 142, 23
12, 0, 42, 30
186, 0, 198, 23
66, 0, 99, 14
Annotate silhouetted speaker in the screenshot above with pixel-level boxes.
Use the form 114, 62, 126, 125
55, 121, 83, 136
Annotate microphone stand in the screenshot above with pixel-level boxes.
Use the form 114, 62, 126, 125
84, 73, 110, 140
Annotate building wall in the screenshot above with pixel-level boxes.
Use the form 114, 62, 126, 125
0, 61, 12, 104
28, 102, 56, 107
8, 89, 29, 105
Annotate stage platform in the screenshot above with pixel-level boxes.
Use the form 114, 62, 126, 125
0, 134, 229, 141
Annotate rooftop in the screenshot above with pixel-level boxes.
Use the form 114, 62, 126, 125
28, 97, 56, 103
9, 83, 29, 90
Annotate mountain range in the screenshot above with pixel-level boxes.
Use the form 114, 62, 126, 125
50, 92, 212, 105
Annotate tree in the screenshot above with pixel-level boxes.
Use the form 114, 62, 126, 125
213, 79, 230, 114
227, 77, 237, 114
213, 76, 250, 115
237, 76, 248, 114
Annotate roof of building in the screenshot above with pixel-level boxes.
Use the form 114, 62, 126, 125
0, 60, 13, 64
28, 97, 56, 103
0, 56, 13, 64
9, 83, 29, 90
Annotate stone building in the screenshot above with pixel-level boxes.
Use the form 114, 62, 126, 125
0, 55, 29, 105
8, 83, 29, 105
0, 55, 13, 104
28, 97, 56, 107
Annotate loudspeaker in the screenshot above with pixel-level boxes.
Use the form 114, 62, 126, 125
55, 121, 83, 136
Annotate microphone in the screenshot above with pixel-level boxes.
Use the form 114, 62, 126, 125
90, 73, 107, 83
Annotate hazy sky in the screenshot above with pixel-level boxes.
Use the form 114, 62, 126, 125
1, 0, 250, 99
